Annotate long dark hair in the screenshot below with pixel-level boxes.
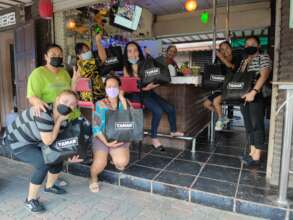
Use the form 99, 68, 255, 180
123, 41, 145, 76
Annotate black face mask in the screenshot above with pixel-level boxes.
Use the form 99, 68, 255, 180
50, 57, 63, 68
244, 47, 258, 56
57, 104, 72, 116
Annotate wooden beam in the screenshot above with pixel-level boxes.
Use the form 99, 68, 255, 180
8, 0, 24, 3
0, 1, 16, 7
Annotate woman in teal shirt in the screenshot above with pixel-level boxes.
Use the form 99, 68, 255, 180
90, 74, 130, 193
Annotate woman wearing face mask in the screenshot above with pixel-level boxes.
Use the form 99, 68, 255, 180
239, 36, 272, 166
2, 90, 83, 213
27, 44, 80, 117
75, 33, 107, 102
123, 41, 183, 151
203, 41, 241, 131
90, 74, 130, 193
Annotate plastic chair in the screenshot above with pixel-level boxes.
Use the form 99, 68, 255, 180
120, 76, 143, 158
75, 78, 94, 108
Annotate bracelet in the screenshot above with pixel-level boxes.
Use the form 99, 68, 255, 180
252, 88, 260, 93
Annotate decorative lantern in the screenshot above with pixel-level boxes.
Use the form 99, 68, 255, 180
39, 0, 53, 20
184, 0, 197, 12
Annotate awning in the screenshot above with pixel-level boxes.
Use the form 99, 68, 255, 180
0, 0, 32, 12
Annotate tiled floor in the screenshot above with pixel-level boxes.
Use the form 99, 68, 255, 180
1, 126, 291, 219
66, 129, 291, 220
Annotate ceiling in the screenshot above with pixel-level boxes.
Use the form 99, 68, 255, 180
134, 0, 270, 16
0, 0, 32, 11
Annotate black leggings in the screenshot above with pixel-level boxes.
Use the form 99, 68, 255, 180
13, 145, 63, 185
240, 96, 265, 150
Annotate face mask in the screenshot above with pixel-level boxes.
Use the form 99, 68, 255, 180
128, 58, 139, 65
50, 57, 63, 67
81, 51, 93, 60
57, 104, 72, 116
244, 47, 258, 55
106, 87, 119, 98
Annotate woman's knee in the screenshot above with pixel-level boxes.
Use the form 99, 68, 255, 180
112, 156, 129, 171
91, 156, 107, 171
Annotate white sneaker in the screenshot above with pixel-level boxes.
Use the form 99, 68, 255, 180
215, 120, 224, 131
223, 116, 230, 125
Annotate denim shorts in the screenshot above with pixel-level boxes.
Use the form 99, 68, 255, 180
92, 138, 130, 153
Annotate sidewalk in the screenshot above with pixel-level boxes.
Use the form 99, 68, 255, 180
0, 156, 264, 220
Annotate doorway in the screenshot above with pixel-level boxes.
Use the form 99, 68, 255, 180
0, 31, 14, 128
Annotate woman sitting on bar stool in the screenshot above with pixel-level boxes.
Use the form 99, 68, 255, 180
123, 41, 183, 151
203, 41, 241, 131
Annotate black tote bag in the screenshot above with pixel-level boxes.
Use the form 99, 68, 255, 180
203, 64, 226, 90
139, 55, 171, 86
105, 109, 144, 142
99, 46, 123, 76
222, 70, 255, 104
41, 124, 80, 165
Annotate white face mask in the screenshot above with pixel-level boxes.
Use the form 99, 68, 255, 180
81, 51, 93, 60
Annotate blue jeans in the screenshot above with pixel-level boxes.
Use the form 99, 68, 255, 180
128, 91, 177, 138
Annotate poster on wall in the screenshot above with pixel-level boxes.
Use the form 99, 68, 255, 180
289, 0, 293, 28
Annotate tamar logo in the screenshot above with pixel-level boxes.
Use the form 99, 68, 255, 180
145, 67, 160, 78
228, 82, 244, 89
105, 57, 119, 65
115, 122, 135, 130
56, 138, 78, 149
210, 74, 225, 82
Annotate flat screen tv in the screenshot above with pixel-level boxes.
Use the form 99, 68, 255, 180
110, 3, 142, 31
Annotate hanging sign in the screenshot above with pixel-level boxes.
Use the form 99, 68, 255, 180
0, 12, 16, 29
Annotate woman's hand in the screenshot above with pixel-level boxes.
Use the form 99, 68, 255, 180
119, 90, 126, 100
142, 82, 158, 91
216, 51, 224, 60
241, 90, 257, 102
72, 66, 81, 83
32, 99, 49, 117
68, 155, 84, 163
107, 140, 124, 148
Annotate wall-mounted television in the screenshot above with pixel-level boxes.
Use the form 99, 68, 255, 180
110, 3, 142, 31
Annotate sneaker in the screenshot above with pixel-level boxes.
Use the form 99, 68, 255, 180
44, 184, 66, 195
215, 120, 224, 131
24, 199, 45, 213
222, 116, 230, 125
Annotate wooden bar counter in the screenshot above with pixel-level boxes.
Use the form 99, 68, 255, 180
143, 76, 211, 149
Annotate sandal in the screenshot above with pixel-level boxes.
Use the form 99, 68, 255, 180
170, 132, 184, 137
89, 182, 100, 193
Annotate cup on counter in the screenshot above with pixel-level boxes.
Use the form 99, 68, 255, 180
168, 64, 177, 77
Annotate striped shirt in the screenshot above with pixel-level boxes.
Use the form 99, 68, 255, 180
238, 53, 272, 75
4, 105, 62, 151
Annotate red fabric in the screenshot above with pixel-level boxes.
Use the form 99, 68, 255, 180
120, 77, 140, 93
39, 0, 53, 19
75, 78, 92, 92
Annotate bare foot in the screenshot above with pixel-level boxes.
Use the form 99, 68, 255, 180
251, 149, 261, 161
249, 145, 256, 156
